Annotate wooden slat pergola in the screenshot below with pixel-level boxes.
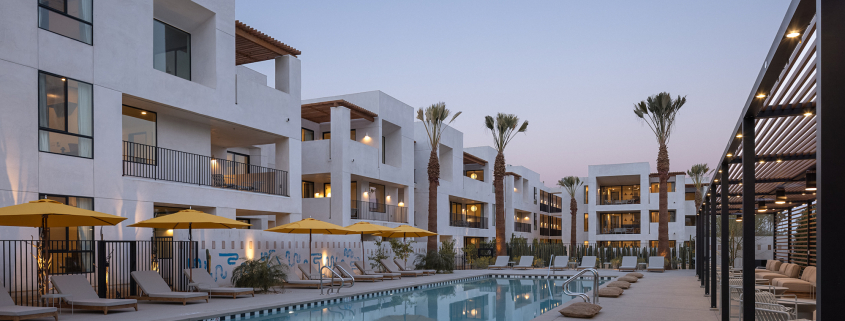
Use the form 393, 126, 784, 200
463, 152, 487, 165
235, 20, 301, 65
301, 100, 377, 124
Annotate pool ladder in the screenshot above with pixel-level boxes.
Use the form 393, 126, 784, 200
560, 267, 601, 304
320, 265, 354, 295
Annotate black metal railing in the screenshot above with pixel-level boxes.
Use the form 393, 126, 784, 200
514, 222, 531, 233
123, 141, 289, 196
599, 199, 640, 205
1, 239, 196, 306
599, 225, 641, 234
540, 203, 549, 212
540, 228, 562, 237
350, 200, 408, 223
550, 206, 562, 213
449, 214, 488, 229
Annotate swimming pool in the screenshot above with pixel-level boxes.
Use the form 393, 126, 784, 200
245, 276, 605, 321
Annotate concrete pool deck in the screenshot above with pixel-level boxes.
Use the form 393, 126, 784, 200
36, 268, 716, 321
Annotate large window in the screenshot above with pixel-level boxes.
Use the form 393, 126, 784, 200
302, 181, 314, 198
465, 170, 484, 181
227, 151, 250, 174
597, 241, 641, 248
598, 212, 640, 234
685, 215, 696, 226
649, 240, 677, 248
649, 210, 677, 223
38, 0, 93, 44
40, 194, 94, 274
301, 128, 314, 141
39, 72, 93, 158
584, 185, 589, 204
599, 185, 640, 205
584, 213, 589, 232
649, 182, 676, 193
367, 183, 385, 212
153, 20, 191, 80
320, 130, 357, 140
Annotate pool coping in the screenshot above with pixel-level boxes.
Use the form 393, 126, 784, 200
186, 271, 623, 321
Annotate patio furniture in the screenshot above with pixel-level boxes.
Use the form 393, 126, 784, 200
568, 261, 579, 269
283, 271, 333, 289
182, 268, 255, 298
549, 256, 569, 271
577, 256, 596, 270
1, 286, 58, 321
130, 271, 209, 305
647, 256, 665, 272
755, 260, 783, 273
50, 275, 137, 315
756, 263, 800, 282
297, 264, 346, 286
513, 256, 534, 270
637, 262, 647, 271
756, 285, 790, 295
353, 261, 401, 280
618, 256, 638, 272
489, 256, 510, 270
772, 266, 815, 296
380, 259, 423, 277
334, 262, 383, 282
394, 259, 435, 275
39, 294, 70, 315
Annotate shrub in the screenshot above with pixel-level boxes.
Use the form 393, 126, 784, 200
533, 257, 545, 268
231, 256, 288, 293
415, 238, 457, 273
389, 238, 414, 267
610, 256, 622, 269
472, 256, 494, 269
368, 239, 390, 272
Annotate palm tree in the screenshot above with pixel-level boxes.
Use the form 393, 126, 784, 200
557, 176, 583, 255
633, 92, 687, 267
686, 163, 710, 216
417, 103, 461, 252
485, 113, 528, 256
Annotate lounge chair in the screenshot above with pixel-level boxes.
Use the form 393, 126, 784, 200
130, 271, 208, 305
1, 286, 58, 321
618, 256, 638, 272
647, 256, 665, 272
772, 266, 815, 295
50, 275, 137, 315
513, 256, 534, 270
297, 264, 346, 286
353, 261, 401, 280
577, 256, 597, 270
394, 259, 435, 275
334, 262, 383, 282
379, 259, 423, 277
183, 268, 255, 298
488, 256, 510, 270
282, 269, 332, 289
549, 256, 569, 271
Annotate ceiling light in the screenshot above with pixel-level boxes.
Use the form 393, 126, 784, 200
736, 134, 743, 138
786, 32, 800, 38
727, 153, 733, 157
805, 171, 816, 191
775, 187, 786, 204
718, 170, 722, 173
736, 216, 743, 222
61, 78, 66, 81
803, 108, 814, 117
757, 201, 767, 213
776, 159, 782, 163
759, 159, 766, 164
756, 94, 766, 98
141, 111, 147, 115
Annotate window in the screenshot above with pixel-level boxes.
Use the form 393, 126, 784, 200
301, 128, 314, 141
685, 215, 696, 226
38, 0, 93, 44
153, 20, 191, 80
584, 185, 589, 204
649, 240, 677, 248
40, 194, 94, 274
534, 213, 537, 230
122, 105, 157, 164
584, 213, 589, 232
350, 129, 357, 141
534, 187, 538, 204
597, 241, 641, 248
227, 151, 250, 174
382, 136, 386, 164
235, 218, 251, 229
599, 212, 641, 234
321, 130, 356, 140
649, 210, 677, 223
39, 72, 93, 158
302, 181, 314, 198
323, 183, 331, 198
599, 185, 640, 204
465, 170, 484, 181
649, 182, 676, 193
685, 192, 696, 200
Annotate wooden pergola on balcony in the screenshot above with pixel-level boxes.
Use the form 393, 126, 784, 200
235, 20, 301, 65
301, 100, 378, 124
695, 0, 845, 320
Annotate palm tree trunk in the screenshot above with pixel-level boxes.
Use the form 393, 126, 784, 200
570, 196, 577, 253
494, 152, 506, 256
657, 143, 670, 268
427, 150, 439, 252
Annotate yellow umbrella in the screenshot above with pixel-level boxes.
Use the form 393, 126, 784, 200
376, 224, 436, 239
128, 209, 251, 281
265, 218, 353, 273
344, 222, 396, 267
0, 199, 128, 295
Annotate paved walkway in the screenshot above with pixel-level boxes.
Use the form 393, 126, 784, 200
37, 269, 717, 321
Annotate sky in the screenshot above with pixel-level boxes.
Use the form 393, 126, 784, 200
235, 0, 792, 185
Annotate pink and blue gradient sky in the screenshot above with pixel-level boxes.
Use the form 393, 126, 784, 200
235, 0, 790, 185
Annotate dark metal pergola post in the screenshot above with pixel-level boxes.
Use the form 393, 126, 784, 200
710, 184, 717, 309
698, 206, 703, 282
742, 116, 756, 320
704, 198, 710, 296
720, 162, 730, 321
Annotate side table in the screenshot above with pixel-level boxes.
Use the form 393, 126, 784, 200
41, 294, 71, 314
637, 262, 647, 271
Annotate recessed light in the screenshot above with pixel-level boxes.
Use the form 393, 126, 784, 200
736, 134, 743, 138
141, 111, 147, 115
786, 32, 800, 38
756, 94, 766, 98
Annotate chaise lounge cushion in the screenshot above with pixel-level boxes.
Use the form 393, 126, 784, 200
618, 276, 638, 283
131, 271, 208, 299
51, 275, 137, 306
0, 305, 58, 317
606, 281, 631, 289
559, 302, 602, 318
597, 287, 624, 297
626, 272, 644, 278
772, 266, 815, 293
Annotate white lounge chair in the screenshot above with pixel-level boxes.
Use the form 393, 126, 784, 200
647, 256, 665, 272
550, 256, 569, 271
297, 264, 347, 286
1, 286, 58, 321
488, 256, 510, 270
50, 275, 138, 315
577, 256, 597, 270
334, 262, 383, 282
380, 259, 423, 277
353, 261, 401, 280
513, 256, 534, 270
394, 259, 435, 275
618, 256, 638, 272
130, 271, 208, 305
183, 268, 255, 298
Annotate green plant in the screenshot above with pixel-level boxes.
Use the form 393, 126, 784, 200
533, 257, 545, 268
230, 256, 289, 293
369, 239, 389, 272
472, 256, 494, 269
389, 238, 414, 266
415, 238, 457, 273
610, 256, 622, 269
486, 113, 528, 256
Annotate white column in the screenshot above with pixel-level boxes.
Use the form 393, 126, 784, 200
330, 107, 352, 226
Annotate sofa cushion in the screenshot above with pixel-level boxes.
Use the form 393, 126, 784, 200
618, 276, 638, 283
800, 266, 816, 283
626, 272, 644, 278
597, 287, 623, 297
559, 302, 602, 318
774, 279, 814, 293
783, 264, 801, 278
606, 281, 631, 289
770, 260, 782, 272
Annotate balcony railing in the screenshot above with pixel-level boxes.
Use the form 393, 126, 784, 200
449, 214, 488, 229
123, 141, 289, 196
540, 228, 562, 237
351, 200, 408, 223
514, 222, 531, 233
599, 199, 640, 205
599, 226, 641, 234
540, 203, 549, 212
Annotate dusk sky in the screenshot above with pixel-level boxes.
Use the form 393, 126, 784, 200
235, 0, 791, 185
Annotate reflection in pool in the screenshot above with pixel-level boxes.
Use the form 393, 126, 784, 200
252, 277, 603, 321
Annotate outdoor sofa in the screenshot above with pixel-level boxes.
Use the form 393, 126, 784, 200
513, 256, 534, 270
577, 256, 597, 270
772, 266, 815, 294
647, 256, 665, 272
549, 256, 569, 271
488, 256, 510, 270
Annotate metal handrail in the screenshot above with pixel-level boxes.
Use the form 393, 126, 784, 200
334, 265, 356, 288
560, 268, 600, 304
320, 265, 350, 295
548, 254, 555, 276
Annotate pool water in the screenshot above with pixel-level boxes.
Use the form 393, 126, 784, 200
252, 277, 604, 321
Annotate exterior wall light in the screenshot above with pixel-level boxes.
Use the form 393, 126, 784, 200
398, 202, 404, 207
736, 134, 742, 138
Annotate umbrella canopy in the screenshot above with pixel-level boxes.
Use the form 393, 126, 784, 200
265, 218, 353, 273
375, 225, 436, 238
0, 199, 127, 227
344, 222, 396, 266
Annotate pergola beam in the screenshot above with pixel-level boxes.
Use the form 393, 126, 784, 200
728, 152, 815, 164
756, 102, 815, 119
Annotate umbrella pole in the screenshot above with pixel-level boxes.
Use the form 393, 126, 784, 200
189, 223, 193, 282
361, 233, 365, 268
309, 232, 312, 274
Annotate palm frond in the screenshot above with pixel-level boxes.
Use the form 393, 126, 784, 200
632, 92, 687, 146
417, 102, 460, 149
485, 113, 529, 152
556, 176, 583, 198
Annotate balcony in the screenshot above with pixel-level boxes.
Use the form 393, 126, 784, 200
514, 222, 531, 233
449, 214, 488, 229
123, 141, 289, 196
599, 199, 640, 205
351, 200, 408, 223
540, 228, 562, 237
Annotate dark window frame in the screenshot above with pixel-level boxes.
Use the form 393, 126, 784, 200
38, 71, 94, 159
226, 151, 251, 173
323, 183, 331, 197
301, 128, 314, 141
37, 0, 93, 45
382, 135, 386, 164
153, 19, 191, 80
649, 210, 677, 223
302, 181, 315, 198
